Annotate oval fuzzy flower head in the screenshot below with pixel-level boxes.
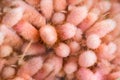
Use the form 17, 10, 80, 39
86, 19, 116, 38
86, 34, 101, 49
67, 6, 88, 25
0, 0, 120, 80
2, 7, 24, 27
39, 24, 57, 45
13, 20, 40, 42
79, 50, 97, 67
55, 42, 70, 57
57, 23, 77, 40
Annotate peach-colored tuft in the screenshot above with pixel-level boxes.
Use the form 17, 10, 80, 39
40, 24, 57, 45
14, 20, 39, 42
54, 0, 67, 11
86, 19, 116, 38
67, 6, 88, 25
2, 7, 24, 27
52, 12, 65, 24
86, 34, 101, 49
79, 50, 97, 67
55, 43, 70, 57
57, 23, 77, 40
76, 68, 96, 80
40, 0, 53, 20
17, 57, 43, 76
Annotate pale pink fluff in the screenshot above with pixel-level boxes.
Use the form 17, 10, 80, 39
54, 0, 67, 11
76, 68, 96, 80
86, 34, 101, 49
94, 71, 105, 80
64, 57, 78, 74
2, 7, 24, 27
40, 0, 53, 20
96, 60, 114, 75
43, 55, 63, 80
0, 32, 5, 45
79, 50, 97, 67
68, 5, 77, 11
78, 12, 99, 32
86, 19, 116, 38
34, 55, 63, 80
0, 44, 13, 58
52, 12, 65, 24
107, 42, 117, 55
73, 28, 82, 42
0, 25, 23, 49
40, 24, 57, 45
97, 42, 117, 61
17, 57, 43, 76
11, 0, 46, 28
2, 66, 16, 79
13, 20, 40, 42
97, 1, 111, 14
55, 43, 70, 57
68, 41, 80, 54
113, 37, 120, 57
57, 23, 77, 40
84, 0, 95, 9
67, 6, 88, 25
109, 14, 120, 40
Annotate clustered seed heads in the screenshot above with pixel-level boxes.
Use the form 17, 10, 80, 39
0, 0, 120, 80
